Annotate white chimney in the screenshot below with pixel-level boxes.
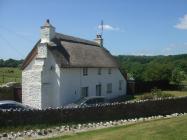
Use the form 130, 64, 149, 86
40, 19, 55, 43
94, 34, 103, 47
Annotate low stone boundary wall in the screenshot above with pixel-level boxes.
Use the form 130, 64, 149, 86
0, 97, 187, 127
1, 113, 186, 139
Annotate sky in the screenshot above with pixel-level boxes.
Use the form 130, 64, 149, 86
0, 0, 187, 59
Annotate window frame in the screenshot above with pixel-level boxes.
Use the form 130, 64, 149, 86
81, 87, 88, 97
107, 83, 112, 94
96, 84, 102, 96
83, 68, 88, 76
119, 80, 123, 91
108, 68, 112, 75
98, 68, 102, 75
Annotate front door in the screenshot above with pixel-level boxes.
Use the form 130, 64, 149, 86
96, 84, 101, 96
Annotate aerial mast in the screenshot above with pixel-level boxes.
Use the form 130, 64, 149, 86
101, 20, 104, 37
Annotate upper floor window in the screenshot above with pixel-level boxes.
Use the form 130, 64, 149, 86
108, 68, 112, 75
83, 68, 88, 76
98, 68, 102, 75
107, 83, 112, 94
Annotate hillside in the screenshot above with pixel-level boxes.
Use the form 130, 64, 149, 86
116, 54, 187, 82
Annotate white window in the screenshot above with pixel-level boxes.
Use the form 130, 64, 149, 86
98, 68, 102, 75
107, 83, 112, 94
119, 80, 123, 90
96, 84, 102, 96
108, 68, 112, 74
83, 68, 88, 76
81, 87, 88, 97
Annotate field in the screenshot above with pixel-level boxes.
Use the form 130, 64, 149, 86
0, 67, 21, 84
45, 115, 187, 140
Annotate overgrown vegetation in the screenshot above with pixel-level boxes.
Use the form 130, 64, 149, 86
139, 88, 174, 100
116, 54, 187, 84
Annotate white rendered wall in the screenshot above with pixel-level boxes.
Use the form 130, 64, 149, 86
59, 67, 127, 106
22, 57, 43, 109
22, 48, 61, 109
41, 51, 61, 109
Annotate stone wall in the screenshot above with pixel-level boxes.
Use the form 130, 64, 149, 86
0, 97, 187, 127
0, 82, 21, 101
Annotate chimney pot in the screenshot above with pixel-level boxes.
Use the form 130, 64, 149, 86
46, 19, 50, 24
95, 34, 103, 47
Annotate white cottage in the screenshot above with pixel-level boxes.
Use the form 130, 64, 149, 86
22, 20, 127, 109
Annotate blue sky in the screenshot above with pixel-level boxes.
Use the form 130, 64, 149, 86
0, 0, 187, 59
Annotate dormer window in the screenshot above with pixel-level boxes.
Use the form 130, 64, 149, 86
83, 68, 88, 76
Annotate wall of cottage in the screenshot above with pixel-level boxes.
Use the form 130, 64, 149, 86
22, 47, 61, 109
41, 51, 61, 109
22, 58, 43, 109
59, 67, 127, 106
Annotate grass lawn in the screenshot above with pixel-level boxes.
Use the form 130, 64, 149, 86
164, 90, 187, 96
181, 80, 187, 85
0, 67, 21, 84
44, 115, 187, 140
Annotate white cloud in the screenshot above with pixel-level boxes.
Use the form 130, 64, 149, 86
98, 24, 120, 31
174, 14, 187, 30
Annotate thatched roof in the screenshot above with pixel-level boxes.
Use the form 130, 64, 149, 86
22, 33, 119, 69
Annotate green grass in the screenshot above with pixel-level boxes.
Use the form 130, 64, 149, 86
44, 115, 187, 140
181, 80, 187, 85
164, 90, 187, 96
0, 67, 21, 84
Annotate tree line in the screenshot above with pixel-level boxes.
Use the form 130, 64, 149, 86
116, 54, 187, 84
0, 59, 24, 67
0, 54, 187, 84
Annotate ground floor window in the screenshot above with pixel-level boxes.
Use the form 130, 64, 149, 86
107, 83, 112, 94
81, 87, 88, 97
119, 80, 123, 90
96, 84, 102, 96
108, 68, 112, 74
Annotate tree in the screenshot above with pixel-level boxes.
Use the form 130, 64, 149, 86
172, 68, 186, 85
143, 63, 173, 82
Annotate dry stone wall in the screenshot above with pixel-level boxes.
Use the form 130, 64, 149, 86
0, 96, 187, 127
